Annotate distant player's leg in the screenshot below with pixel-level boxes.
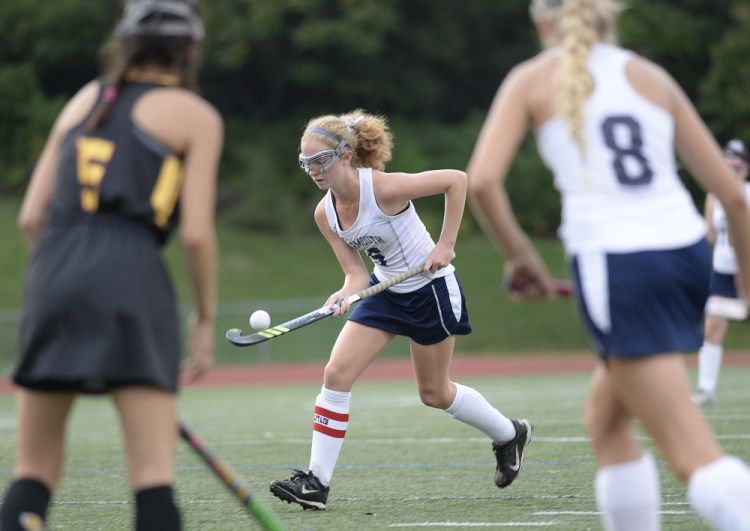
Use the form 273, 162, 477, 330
694, 341, 722, 406
270, 321, 393, 510
610, 354, 750, 530
0, 389, 75, 531
113, 386, 180, 531
694, 313, 728, 406
585, 362, 661, 531
410, 336, 528, 488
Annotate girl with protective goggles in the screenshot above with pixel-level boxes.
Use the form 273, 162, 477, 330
270, 109, 532, 511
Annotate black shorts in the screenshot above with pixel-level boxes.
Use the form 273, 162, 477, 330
14, 218, 181, 393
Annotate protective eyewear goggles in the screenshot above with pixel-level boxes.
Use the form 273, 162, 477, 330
299, 129, 351, 173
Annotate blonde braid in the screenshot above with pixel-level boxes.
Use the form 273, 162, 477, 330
556, 0, 598, 159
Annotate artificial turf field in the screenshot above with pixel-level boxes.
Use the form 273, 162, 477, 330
1, 362, 749, 530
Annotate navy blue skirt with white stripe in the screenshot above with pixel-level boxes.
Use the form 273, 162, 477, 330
348, 272, 471, 345
569, 239, 711, 359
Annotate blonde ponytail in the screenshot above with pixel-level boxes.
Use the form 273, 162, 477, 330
531, 0, 623, 160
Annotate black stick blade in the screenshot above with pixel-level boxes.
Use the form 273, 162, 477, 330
225, 306, 334, 346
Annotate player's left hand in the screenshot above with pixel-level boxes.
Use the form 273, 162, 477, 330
182, 312, 215, 383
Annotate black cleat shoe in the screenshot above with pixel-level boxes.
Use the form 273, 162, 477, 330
269, 470, 329, 510
492, 419, 533, 488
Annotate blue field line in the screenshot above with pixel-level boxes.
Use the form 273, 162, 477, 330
0, 460, 598, 477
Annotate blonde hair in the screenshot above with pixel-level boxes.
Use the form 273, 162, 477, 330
301, 109, 393, 171
530, 0, 622, 157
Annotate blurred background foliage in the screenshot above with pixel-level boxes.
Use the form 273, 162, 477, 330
0, 0, 749, 235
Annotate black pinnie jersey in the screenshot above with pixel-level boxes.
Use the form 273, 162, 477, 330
50, 80, 184, 245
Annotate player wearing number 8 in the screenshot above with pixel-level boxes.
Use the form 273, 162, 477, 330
1, 2, 222, 530
467, 0, 750, 530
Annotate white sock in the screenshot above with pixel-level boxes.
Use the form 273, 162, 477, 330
697, 342, 723, 394
595, 453, 661, 531
444, 383, 515, 442
308, 386, 351, 486
688, 456, 750, 531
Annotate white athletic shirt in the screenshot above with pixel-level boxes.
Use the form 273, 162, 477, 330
536, 43, 706, 254
323, 167, 454, 293
711, 182, 750, 274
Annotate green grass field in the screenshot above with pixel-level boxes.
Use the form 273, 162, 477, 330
1, 366, 749, 530
3, 194, 750, 374
0, 194, 590, 374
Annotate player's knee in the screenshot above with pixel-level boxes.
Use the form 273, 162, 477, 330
322, 364, 354, 390
584, 401, 628, 451
418, 387, 452, 409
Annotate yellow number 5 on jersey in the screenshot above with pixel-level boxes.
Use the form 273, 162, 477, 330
76, 137, 115, 212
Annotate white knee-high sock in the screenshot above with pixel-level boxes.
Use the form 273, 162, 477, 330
309, 386, 351, 486
595, 453, 661, 531
688, 456, 750, 531
444, 383, 515, 442
697, 342, 723, 394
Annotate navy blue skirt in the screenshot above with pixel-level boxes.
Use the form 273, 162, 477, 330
348, 272, 471, 345
708, 271, 737, 298
569, 240, 710, 358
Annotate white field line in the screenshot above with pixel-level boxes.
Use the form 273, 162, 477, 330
534, 510, 691, 516
390, 522, 557, 527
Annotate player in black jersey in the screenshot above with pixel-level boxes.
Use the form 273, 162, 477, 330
0, 2, 223, 530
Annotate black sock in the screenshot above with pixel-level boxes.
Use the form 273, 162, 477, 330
134, 485, 181, 531
0, 478, 51, 531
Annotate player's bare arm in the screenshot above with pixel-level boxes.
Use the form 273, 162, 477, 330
373, 169, 465, 272
467, 64, 554, 296
314, 200, 370, 315
18, 81, 101, 246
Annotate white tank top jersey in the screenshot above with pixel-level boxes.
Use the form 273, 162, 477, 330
711, 182, 750, 274
536, 43, 706, 254
323, 168, 454, 293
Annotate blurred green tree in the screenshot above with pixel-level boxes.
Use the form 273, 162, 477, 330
1, 0, 746, 235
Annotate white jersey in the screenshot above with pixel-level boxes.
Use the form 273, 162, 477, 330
711, 182, 750, 274
323, 167, 453, 293
536, 43, 706, 254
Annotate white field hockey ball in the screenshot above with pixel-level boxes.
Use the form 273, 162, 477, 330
249, 310, 271, 330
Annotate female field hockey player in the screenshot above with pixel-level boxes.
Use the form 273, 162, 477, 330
693, 139, 750, 407
269, 110, 532, 511
0, 1, 222, 529
467, 0, 750, 530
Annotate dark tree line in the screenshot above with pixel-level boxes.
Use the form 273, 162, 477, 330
1, 0, 748, 234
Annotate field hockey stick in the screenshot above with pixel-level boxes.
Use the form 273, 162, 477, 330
178, 421, 286, 530
226, 262, 427, 347
705, 295, 749, 321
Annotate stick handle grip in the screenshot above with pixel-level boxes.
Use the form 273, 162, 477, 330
347, 263, 427, 304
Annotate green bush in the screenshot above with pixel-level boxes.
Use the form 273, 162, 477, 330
217, 113, 563, 237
